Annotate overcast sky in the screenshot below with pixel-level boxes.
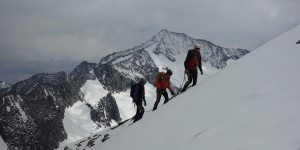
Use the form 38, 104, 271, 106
0, 0, 299, 84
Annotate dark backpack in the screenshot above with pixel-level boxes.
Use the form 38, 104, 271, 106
130, 83, 139, 103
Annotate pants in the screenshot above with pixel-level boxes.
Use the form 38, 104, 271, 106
133, 104, 145, 123
182, 69, 198, 92
152, 89, 169, 111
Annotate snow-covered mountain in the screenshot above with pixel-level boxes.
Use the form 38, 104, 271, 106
60, 25, 300, 150
0, 29, 249, 150
100, 29, 249, 84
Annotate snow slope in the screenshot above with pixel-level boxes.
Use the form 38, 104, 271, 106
62, 25, 300, 150
0, 136, 7, 150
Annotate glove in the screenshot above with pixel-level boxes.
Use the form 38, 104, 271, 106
132, 100, 136, 107
185, 69, 189, 74
170, 90, 175, 95
200, 70, 204, 75
144, 101, 147, 106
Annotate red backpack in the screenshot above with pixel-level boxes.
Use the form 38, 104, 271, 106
187, 50, 200, 70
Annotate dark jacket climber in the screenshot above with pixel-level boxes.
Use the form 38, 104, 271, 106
181, 45, 203, 92
132, 78, 147, 123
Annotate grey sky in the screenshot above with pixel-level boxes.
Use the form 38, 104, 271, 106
0, 0, 299, 84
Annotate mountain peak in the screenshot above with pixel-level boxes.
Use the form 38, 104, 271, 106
159, 29, 170, 34
150, 29, 191, 43
0, 80, 11, 89
151, 29, 172, 41
68, 61, 96, 80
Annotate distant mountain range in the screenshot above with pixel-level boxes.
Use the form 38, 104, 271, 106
0, 29, 249, 150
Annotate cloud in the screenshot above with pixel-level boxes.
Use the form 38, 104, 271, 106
0, 0, 300, 83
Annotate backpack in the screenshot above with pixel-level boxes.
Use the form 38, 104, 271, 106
186, 50, 200, 70
154, 72, 165, 87
130, 83, 139, 103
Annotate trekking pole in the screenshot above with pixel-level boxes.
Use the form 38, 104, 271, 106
175, 79, 182, 88
174, 72, 187, 90
181, 71, 187, 88
174, 71, 186, 88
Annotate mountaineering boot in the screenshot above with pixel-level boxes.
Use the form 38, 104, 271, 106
152, 107, 157, 111
181, 85, 188, 93
163, 100, 169, 104
152, 102, 159, 111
